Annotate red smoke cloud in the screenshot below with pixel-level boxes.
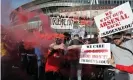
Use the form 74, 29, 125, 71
1, 7, 64, 55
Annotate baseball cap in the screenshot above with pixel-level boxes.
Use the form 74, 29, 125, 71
112, 32, 125, 40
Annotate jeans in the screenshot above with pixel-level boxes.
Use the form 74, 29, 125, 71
20, 54, 28, 70
70, 60, 82, 80
27, 55, 38, 80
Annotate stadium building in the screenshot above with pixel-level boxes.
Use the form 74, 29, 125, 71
10, 0, 133, 34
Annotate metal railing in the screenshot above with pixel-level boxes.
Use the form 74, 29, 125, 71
26, 2, 89, 11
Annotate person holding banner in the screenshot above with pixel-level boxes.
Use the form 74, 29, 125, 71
99, 32, 133, 80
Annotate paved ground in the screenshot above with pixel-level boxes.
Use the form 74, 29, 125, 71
1, 55, 114, 80
1, 55, 35, 80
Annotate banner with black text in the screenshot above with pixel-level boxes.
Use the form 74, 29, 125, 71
51, 17, 74, 29
79, 43, 111, 65
94, 2, 133, 37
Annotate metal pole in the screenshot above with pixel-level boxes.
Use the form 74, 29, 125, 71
89, 0, 92, 36
76, 0, 82, 79
89, 0, 99, 37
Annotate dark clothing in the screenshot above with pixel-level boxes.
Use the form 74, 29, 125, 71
26, 48, 35, 54
68, 39, 83, 80
19, 46, 38, 79
1, 55, 31, 80
20, 48, 36, 71
91, 38, 98, 44
18, 42, 26, 53
123, 38, 131, 42
45, 72, 61, 80
26, 48, 38, 78
18, 43, 28, 70
69, 39, 83, 46
27, 55, 38, 75
21, 54, 28, 70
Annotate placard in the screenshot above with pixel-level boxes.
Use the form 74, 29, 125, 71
79, 43, 111, 65
94, 2, 133, 37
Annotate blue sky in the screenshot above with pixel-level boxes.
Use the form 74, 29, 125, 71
11, 0, 32, 9
1, 0, 31, 25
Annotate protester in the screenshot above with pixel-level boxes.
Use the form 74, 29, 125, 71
124, 33, 132, 41
69, 34, 83, 46
63, 32, 71, 46
68, 34, 83, 80
91, 34, 99, 43
1, 30, 31, 80
99, 32, 133, 80
35, 46, 43, 80
82, 38, 96, 80
84, 38, 91, 44
45, 37, 65, 80
18, 41, 28, 70
24, 42, 38, 80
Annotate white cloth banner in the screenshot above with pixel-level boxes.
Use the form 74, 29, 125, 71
94, 2, 133, 37
79, 43, 111, 65
51, 17, 74, 29
71, 27, 85, 38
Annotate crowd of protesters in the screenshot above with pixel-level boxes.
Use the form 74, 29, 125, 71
1, 28, 133, 80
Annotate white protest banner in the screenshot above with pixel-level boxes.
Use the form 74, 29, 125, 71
79, 43, 111, 65
94, 2, 133, 37
71, 27, 85, 38
78, 27, 85, 38
51, 17, 74, 29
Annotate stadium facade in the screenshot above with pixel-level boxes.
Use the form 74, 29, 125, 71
10, 0, 133, 34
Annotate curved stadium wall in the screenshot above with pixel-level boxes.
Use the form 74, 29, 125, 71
10, 0, 133, 33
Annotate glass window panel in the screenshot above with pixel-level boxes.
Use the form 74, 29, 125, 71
108, 0, 110, 4
114, 1, 117, 4
112, 0, 114, 4
129, 1, 131, 5
117, 0, 120, 4
123, 1, 125, 3
119, 0, 121, 4
105, 1, 108, 4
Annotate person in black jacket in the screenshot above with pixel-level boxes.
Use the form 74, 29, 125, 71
68, 34, 83, 80
69, 34, 83, 46
18, 41, 28, 70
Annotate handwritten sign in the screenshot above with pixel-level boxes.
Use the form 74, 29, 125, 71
79, 43, 111, 65
94, 2, 133, 37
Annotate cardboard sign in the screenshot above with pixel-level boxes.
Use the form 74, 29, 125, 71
94, 2, 133, 37
51, 17, 74, 29
79, 43, 111, 65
